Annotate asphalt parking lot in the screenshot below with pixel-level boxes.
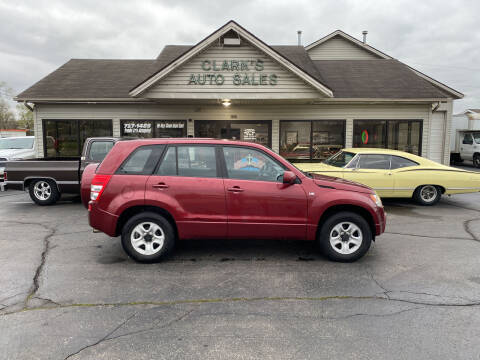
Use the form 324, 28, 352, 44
0, 181, 479, 359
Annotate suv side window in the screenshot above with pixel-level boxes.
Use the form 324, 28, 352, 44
222, 146, 285, 182
390, 155, 418, 169
117, 145, 165, 175
357, 154, 391, 170
88, 141, 114, 162
156, 145, 218, 178
463, 134, 473, 145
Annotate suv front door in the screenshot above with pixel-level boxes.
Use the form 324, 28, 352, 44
146, 145, 227, 239
221, 146, 308, 240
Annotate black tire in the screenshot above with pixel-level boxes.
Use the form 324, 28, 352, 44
473, 154, 480, 168
121, 212, 175, 263
318, 211, 372, 262
413, 185, 441, 206
28, 179, 60, 206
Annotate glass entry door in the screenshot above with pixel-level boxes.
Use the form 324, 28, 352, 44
195, 120, 271, 147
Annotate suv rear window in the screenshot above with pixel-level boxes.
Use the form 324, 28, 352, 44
117, 145, 165, 175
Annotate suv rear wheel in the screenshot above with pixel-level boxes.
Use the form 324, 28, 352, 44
318, 212, 372, 262
121, 212, 175, 263
29, 179, 60, 206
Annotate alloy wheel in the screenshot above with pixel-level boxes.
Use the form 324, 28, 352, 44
130, 222, 165, 256
33, 181, 52, 201
329, 222, 363, 255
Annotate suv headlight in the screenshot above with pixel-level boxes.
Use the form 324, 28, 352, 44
369, 193, 383, 207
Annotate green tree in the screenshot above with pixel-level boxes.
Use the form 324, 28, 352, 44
0, 81, 17, 130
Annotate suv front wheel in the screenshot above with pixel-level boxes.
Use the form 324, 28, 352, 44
121, 212, 175, 263
318, 212, 372, 262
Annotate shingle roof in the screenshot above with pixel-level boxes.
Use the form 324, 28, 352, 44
16, 46, 454, 101
313, 59, 451, 98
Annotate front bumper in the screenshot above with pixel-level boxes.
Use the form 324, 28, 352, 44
375, 206, 387, 236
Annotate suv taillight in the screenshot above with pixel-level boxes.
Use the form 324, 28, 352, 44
90, 174, 111, 201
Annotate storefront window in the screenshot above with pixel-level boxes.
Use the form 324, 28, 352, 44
120, 120, 186, 138
354, 120, 422, 155
280, 120, 345, 161
43, 119, 112, 157
195, 120, 271, 147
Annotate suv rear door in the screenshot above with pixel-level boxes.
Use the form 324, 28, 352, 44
145, 144, 227, 239
221, 146, 308, 240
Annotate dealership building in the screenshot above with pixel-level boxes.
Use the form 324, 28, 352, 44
15, 21, 462, 164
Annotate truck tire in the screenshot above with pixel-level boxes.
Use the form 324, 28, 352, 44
121, 212, 175, 263
413, 185, 441, 206
318, 211, 372, 262
474, 154, 480, 168
29, 179, 60, 206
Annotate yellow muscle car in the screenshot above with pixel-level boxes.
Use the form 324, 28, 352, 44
293, 148, 480, 205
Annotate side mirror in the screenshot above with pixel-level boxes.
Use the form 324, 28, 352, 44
283, 171, 297, 184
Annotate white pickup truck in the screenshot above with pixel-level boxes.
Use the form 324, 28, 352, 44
0, 136, 36, 190
450, 110, 480, 168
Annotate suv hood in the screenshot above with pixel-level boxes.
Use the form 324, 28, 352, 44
311, 173, 374, 194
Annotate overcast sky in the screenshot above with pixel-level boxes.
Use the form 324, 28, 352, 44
1, 0, 479, 112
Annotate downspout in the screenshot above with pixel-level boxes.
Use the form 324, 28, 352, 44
23, 101, 35, 112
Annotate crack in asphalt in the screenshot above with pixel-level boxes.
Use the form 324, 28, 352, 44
320, 306, 425, 320
24, 226, 56, 308
2, 294, 480, 318
64, 311, 139, 359
64, 308, 196, 359
463, 219, 479, 241
384, 231, 474, 241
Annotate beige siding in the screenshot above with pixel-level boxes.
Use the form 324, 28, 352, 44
35, 102, 433, 159
271, 119, 280, 153
429, 111, 446, 163
307, 36, 381, 60
145, 41, 321, 99
345, 118, 353, 147
112, 118, 121, 137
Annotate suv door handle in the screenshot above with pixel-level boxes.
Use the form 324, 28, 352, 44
227, 186, 244, 192
153, 183, 169, 189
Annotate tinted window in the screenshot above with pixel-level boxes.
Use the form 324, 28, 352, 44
0, 137, 34, 150
358, 154, 391, 170
88, 141, 114, 162
223, 146, 285, 182
117, 145, 164, 175
156, 146, 176, 176
390, 156, 418, 169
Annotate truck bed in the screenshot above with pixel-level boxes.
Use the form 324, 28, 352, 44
5, 158, 81, 193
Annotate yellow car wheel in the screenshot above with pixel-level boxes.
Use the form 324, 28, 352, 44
413, 185, 441, 206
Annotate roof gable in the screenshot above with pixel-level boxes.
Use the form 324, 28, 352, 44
130, 20, 333, 98
306, 30, 391, 60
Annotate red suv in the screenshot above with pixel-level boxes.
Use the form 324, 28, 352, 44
86, 139, 385, 263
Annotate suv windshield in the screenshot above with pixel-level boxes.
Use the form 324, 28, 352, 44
323, 151, 356, 168
0, 137, 34, 150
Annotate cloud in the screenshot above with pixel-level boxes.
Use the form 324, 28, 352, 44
0, 0, 478, 111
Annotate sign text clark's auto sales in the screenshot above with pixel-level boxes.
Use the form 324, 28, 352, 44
188, 59, 277, 86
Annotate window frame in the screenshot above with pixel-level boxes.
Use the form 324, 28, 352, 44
42, 119, 113, 157
219, 145, 287, 183
353, 119, 423, 156
153, 144, 222, 178
279, 120, 346, 162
